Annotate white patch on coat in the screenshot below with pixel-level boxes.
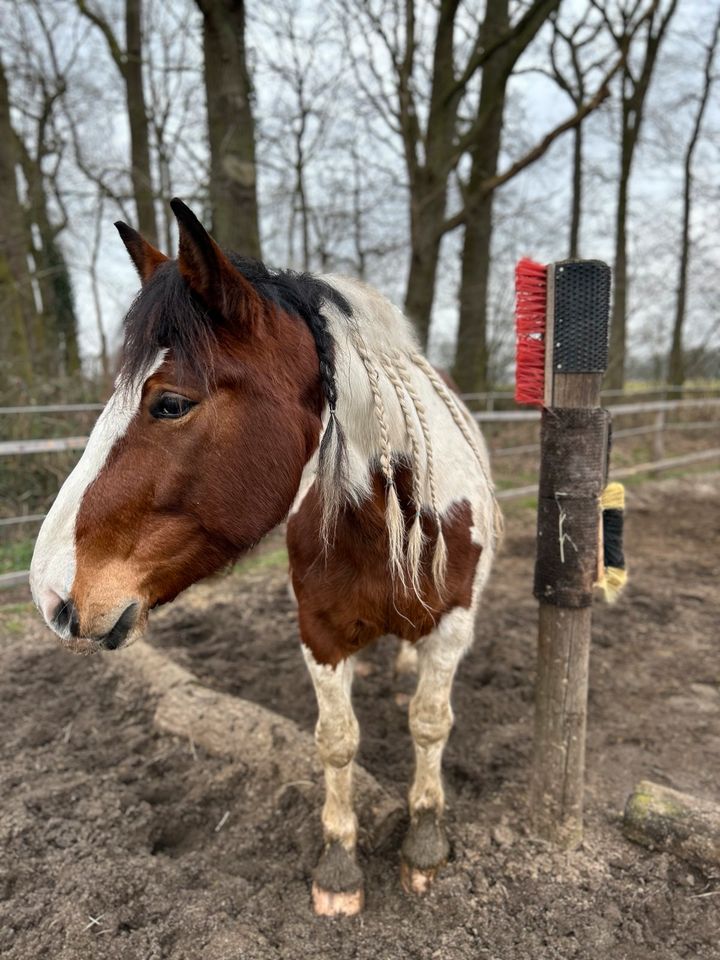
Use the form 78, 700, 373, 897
29, 354, 165, 627
290, 274, 498, 598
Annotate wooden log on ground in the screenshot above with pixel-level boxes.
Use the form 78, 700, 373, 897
623, 780, 720, 868
110, 640, 401, 840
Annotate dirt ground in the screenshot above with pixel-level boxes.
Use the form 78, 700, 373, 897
1, 473, 719, 960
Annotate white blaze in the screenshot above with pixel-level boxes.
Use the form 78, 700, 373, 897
29, 356, 163, 627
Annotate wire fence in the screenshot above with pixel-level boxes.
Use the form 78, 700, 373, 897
1, 389, 719, 589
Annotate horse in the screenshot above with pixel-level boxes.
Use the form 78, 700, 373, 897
30, 199, 500, 917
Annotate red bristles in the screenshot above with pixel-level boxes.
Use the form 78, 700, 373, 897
515, 258, 548, 406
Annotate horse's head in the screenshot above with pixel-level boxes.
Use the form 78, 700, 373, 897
30, 200, 325, 653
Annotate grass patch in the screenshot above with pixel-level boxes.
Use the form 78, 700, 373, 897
233, 545, 289, 576
0, 537, 34, 575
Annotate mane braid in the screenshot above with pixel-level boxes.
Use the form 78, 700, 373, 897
380, 354, 426, 599
118, 255, 350, 469
352, 334, 406, 588
393, 350, 447, 592
411, 352, 503, 546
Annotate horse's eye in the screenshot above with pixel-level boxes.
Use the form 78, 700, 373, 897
150, 393, 196, 420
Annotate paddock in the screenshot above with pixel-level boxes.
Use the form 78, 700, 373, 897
1, 472, 718, 960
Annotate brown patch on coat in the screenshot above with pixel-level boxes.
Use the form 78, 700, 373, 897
71, 304, 323, 637
287, 465, 482, 667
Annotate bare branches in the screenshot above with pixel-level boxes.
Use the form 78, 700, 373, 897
482, 71, 614, 195
75, 0, 125, 74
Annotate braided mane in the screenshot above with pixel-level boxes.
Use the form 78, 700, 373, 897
312, 275, 499, 599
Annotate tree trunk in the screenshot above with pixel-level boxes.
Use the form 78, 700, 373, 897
0, 54, 36, 383
607, 107, 633, 391
668, 11, 720, 388
404, 175, 446, 347
125, 0, 158, 244
569, 123, 582, 258
607, 1, 679, 390
401, 0, 458, 347
20, 145, 80, 377
200, 0, 261, 258
452, 181, 498, 393
452, 0, 509, 393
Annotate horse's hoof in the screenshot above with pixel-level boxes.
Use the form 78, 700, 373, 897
400, 809, 449, 895
400, 859, 439, 895
312, 883, 364, 917
312, 840, 364, 917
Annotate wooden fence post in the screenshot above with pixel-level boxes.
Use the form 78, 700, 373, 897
652, 409, 666, 471
529, 260, 611, 848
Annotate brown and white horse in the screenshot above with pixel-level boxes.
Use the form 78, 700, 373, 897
30, 199, 500, 916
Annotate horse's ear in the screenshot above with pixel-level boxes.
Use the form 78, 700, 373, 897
170, 197, 252, 317
114, 222, 168, 283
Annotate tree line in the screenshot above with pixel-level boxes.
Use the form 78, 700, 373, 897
1, 0, 717, 393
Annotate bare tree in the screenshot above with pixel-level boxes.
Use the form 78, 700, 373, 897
451, 0, 629, 392
145, 0, 206, 253
602, 0, 679, 389
254, 0, 348, 271
344, 0, 620, 390
195, 0, 260, 257
0, 5, 82, 381
344, 0, 573, 345
668, 10, 720, 388
76, 0, 159, 244
0, 49, 36, 382
543, 5, 607, 257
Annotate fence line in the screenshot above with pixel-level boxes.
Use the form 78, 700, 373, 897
474, 397, 720, 423
0, 403, 104, 415
0, 571, 30, 588
463, 384, 720, 410
495, 448, 720, 501
1, 395, 719, 588
492, 418, 720, 458
0, 514, 46, 528
0, 437, 88, 457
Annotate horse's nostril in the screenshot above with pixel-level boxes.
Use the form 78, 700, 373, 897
52, 597, 80, 636
98, 602, 139, 651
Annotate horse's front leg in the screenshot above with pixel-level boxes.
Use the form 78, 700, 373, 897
302, 645, 364, 917
402, 608, 473, 894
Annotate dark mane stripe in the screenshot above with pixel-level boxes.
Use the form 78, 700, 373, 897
119, 253, 352, 412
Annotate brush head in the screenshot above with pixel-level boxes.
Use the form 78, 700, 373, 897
515, 258, 548, 406
515, 258, 611, 407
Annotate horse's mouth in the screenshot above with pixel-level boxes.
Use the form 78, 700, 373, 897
57, 634, 105, 657
53, 601, 144, 655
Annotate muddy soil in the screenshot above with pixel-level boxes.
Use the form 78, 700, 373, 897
1, 474, 719, 959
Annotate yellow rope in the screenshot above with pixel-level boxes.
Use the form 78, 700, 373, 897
600, 481, 625, 511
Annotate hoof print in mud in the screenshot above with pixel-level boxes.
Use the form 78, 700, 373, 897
400, 810, 450, 895
312, 841, 365, 917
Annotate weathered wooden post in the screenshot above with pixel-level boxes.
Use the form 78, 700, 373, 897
516, 259, 612, 848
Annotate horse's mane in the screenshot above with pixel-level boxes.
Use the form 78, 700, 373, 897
118, 253, 351, 391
